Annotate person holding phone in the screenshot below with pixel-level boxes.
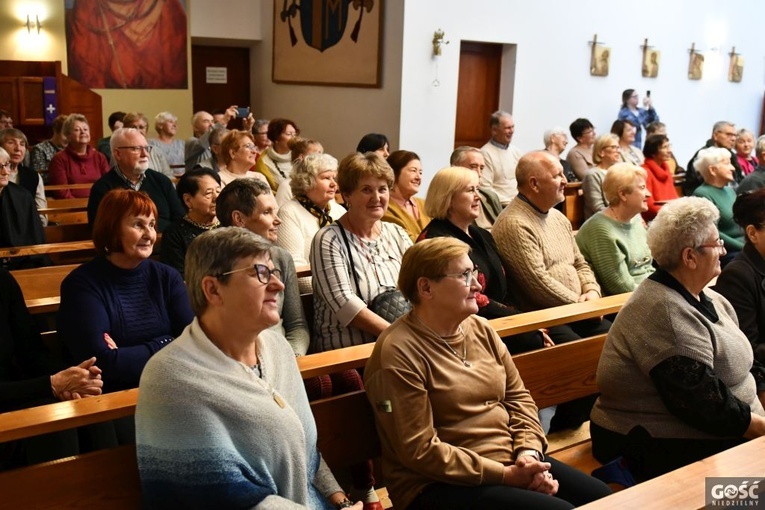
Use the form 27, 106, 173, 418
617, 89, 659, 148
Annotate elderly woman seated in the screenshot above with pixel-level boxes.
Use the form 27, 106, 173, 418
641, 134, 679, 221
715, 188, 765, 370
576, 163, 654, 296
311, 152, 412, 352
543, 127, 576, 182
59, 189, 194, 394
277, 153, 345, 293
381, 150, 430, 241
149, 111, 185, 170
161, 168, 222, 276
582, 133, 621, 219
591, 197, 765, 482
365, 238, 612, 510
692, 147, 744, 267
419, 166, 552, 354
0, 147, 49, 270
47, 113, 109, 198
274, 137, 324, 206
136, 227, 362, 509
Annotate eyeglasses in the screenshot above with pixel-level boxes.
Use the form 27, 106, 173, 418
117, 145, 153, 154
0, 162, 9, 170
218, 263, 282, 284
464, 186, 481, 195
607, 145, 620, 150
438, 268, 479, 287
241, 143, 257, 150
696, 238, 726, 254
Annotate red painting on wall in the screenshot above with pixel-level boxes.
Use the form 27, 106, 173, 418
65, 0, 188, 89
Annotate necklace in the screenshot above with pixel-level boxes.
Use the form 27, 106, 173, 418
183, 215, 220, 230
412, 312, 471, 367
245, 353, 286, 409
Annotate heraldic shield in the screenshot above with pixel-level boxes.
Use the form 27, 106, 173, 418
280, 0, 374, 51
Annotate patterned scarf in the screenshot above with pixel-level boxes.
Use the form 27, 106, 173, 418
296, 195, 334, 228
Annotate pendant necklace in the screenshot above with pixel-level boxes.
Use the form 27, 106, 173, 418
412, 312, 471, 367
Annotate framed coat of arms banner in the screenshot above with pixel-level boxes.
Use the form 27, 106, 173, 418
273, 0, 383, 87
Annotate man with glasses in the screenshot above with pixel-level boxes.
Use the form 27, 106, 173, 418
684, 121, 744, 196
88, 127, 184, 232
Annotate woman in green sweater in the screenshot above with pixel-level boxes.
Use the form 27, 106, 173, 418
692, 147, 744, 267
576, 163, 654, 295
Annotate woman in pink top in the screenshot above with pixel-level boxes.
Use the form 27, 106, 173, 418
735, 129, 758, 176
48, 114, 109, 198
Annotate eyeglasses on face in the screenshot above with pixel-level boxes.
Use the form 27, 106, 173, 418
438, 268, 479, 287
0, 162, 9, 170
218, 263, 282, 284
696, 238, 725, 254
464, 186, 481, 195
117, 145, 153, 154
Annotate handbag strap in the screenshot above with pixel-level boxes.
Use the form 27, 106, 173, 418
336, 221, 363, 299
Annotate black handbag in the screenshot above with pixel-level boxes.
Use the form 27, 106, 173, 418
337, 222, 411, 323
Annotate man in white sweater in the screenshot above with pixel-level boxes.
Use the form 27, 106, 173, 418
480, 110, 523, 205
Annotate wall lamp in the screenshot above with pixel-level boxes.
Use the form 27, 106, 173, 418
26, 14, 42, 34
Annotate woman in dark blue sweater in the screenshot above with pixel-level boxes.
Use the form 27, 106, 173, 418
59, 190, 194, 393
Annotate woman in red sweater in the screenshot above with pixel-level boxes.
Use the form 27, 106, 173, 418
641, 134, 678, 221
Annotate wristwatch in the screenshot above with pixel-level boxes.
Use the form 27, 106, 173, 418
517, 449, 543, 462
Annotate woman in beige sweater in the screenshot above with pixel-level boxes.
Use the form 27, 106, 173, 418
364, 237, 611, 510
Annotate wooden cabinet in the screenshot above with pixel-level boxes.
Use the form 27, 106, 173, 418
0, 61, 102, 143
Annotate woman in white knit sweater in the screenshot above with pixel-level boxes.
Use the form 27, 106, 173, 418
277, 153, 346, 293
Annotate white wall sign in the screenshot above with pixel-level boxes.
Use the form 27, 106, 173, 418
206, 67, 228, 84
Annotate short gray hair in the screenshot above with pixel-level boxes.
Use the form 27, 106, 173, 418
290, 153, 338, 197
647, 197, 719, 271
489, 110, 512, 128
602, 163, 647, 204
184, 227, 273, 315
693, 147, 731, 181
712, 121, 734, 134
110, 127, 145, 154
154, 111, 177, 134
756, 135, 765, 158
543, 127, 567, 148
62, 114, 88, 137
450, 146, 482, 167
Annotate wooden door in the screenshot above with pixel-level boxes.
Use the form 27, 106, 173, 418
454, 42, 502, 149
191, 46, 251, 125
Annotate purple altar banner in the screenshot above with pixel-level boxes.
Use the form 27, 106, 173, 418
43, 76, 58, 126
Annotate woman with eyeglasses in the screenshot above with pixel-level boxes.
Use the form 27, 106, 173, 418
137, 227, 362, 510
59, 189, 194, 396
692, 147, 745, 267
641, 134, 679, 221
418, 166, 553, 354
217, 130, 269, 187
364, 237, 612, 510
576, 163, 654, 296
0, 147, 49, 270
582, 133, 621, 220
591, 197, 765, 482
715, 188, 765, 372
255, 118, 300, 193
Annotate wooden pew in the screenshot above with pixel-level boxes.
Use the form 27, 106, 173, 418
562, 182, 584, 230
579, 435, 765, 510
12, 264, 79, 315
41, 198, 88, 225
44, 183, 93, 195
0, 297, 625, 508
0, 240, 95, 259
44, 223, 91, 243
